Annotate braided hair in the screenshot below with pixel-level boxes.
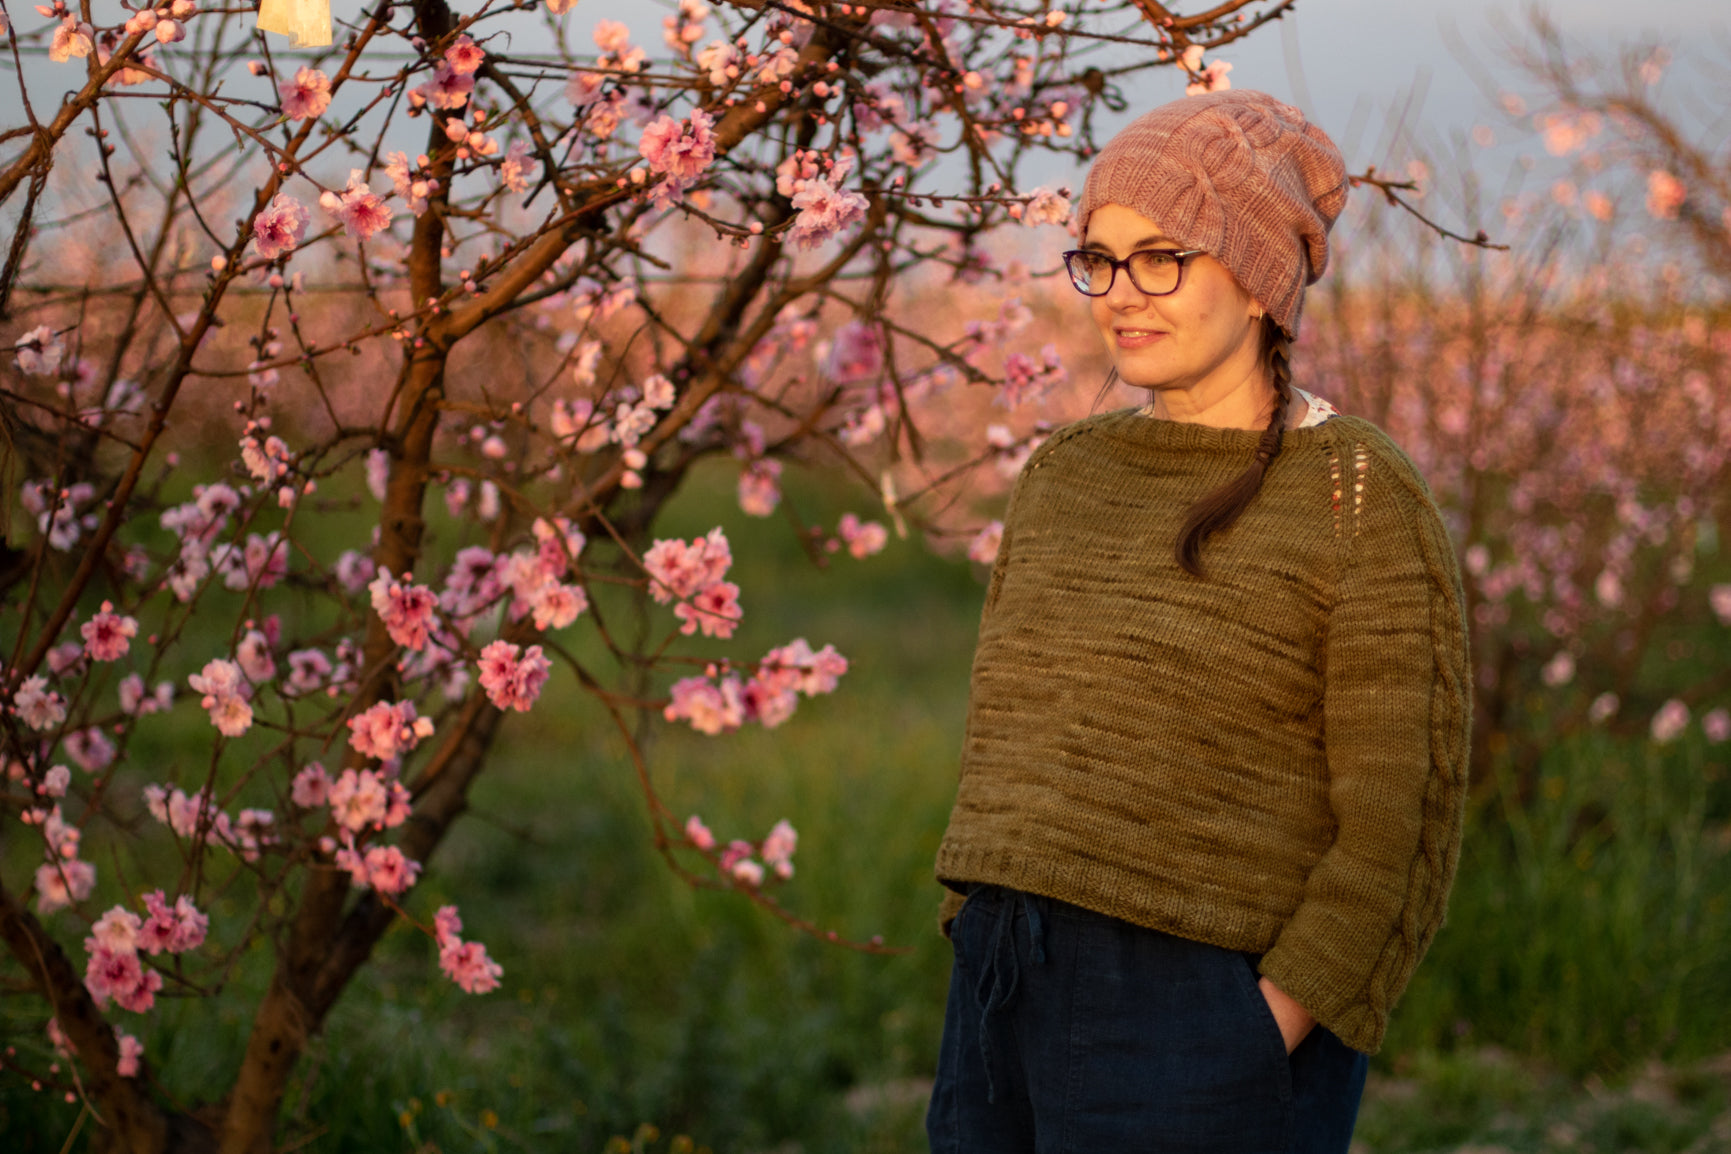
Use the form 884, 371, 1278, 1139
1174, 315, 1294, 577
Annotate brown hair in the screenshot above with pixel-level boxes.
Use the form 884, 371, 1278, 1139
1174, 315, 1293, 577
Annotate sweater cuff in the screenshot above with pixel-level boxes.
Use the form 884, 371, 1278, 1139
1257, 916, 1390, 1055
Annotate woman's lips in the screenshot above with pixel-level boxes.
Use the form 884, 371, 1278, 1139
1113, 329, 1168, 349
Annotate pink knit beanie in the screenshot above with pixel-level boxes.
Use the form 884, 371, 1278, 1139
1075, 89, 1348, 339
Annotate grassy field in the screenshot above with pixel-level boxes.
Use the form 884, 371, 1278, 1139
4, 464, 1730, 1152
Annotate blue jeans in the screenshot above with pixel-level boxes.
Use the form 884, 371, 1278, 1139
927, 885, 1369, 1154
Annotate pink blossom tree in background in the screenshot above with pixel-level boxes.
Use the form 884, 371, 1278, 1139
0, 1, 1304, 1148
1301, 14, 1731, 792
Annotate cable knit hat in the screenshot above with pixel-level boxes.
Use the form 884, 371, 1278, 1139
1076, 89, 1348, 339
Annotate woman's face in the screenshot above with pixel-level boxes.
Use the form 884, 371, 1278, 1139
1083, 203, 1265, 408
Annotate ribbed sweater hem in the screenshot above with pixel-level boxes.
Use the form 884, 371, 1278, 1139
933, 843, 1287, 954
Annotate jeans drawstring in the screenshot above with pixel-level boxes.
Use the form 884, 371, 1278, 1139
1023, 891, 1046, 965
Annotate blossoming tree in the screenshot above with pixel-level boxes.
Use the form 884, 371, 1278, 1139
0, 0, 1297, 1148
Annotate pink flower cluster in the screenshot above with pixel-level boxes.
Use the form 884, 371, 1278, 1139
477, 640, 552, 712
347, 699, 435, 761
188, 658, 253, 736
790, 178, 870, 249
370, 567, 440, 651
142, 784, 275, 861
31, 804, 96, 913
663, 638, 847, 735
639, 107, 717, 184
335, 840, 421, 896
434, 905, 502, 994
835, 513, 888, 559
1000, 343, 1067, 408
83, 892, 205, 1015
712, 819, 798, 886
643, 528, 740, 639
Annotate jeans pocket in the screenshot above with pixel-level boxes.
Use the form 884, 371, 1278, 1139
1237, 955, 1297, 1091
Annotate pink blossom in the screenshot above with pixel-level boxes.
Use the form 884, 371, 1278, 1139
84, 943, 159, 1011
593, 18, 632, 55
414, 61, 474, 110
14, 676, 67, 731
684, 814, 715, 850
328, 768, 391, 831
35, 858, 96, 913
48, 640, 85, 674
674, 581, 741, 639
90, 907, 143, 953
1185, 59, 1232, 96
189, 658, 252, 736
49, 17, 94, 63
362, 844, 421, 895
292, 762, 332, 808
968, 521, 1004, 564
237, 629, 276, 684
81, 601, 138, 660
531, 582, 588, 631
822, 321, 884, 383
40, 764, 71, 798
742, 675, 798, 728
1021, 187, 1071, 227
1650, 698, 1689, 743
346, 699, 434, 761
252, 193, 309, 260
500, 139, 535, 194
1540, 651, 1575, 687
14, 324, 65, 375
1704, 708, 1730, 744
664, 675, 745, 735
285, 648, 332, 695
718, 838, 754, 873
117, 1031, 143, 1077
642, 528, 733, 603
279, 66, 331, 120
434, 905, 464, 949
319, 170, 394, 243
638, 108, 717, 183
439, 938, 503, 993
476, 640, 552, 712
138, 890, 207, 954
370, 567, 439, 651
789, 178, 869, 249
1646, 170, 1685, 220
730, 858, 765, 886
761, 638, 848, 697
737, 458, 782, 516
838, 513, 888, 559
1709, 585, 1731, 626
761, 818, 797, 879
445, 33, 485, 75
65, 727, 116, 773
440, 546, 503, 620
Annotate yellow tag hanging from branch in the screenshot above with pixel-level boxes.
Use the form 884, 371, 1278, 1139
257, 0, 332, 47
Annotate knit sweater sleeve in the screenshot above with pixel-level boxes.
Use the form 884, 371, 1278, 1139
1256, 425, 1471, 1054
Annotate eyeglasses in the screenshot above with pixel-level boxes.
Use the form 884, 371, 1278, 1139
1061, 248, 1207, 297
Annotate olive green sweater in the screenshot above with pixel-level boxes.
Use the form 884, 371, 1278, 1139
933, 409, 1470, 1055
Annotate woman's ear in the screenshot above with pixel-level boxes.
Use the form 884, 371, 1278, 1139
1249, 300, 1266, 322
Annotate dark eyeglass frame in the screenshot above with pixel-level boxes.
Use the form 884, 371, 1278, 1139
1061, 247, 1208, 298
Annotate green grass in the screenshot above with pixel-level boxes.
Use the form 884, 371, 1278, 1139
4, 463, 1730, 1151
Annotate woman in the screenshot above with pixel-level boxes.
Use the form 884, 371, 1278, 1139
926, 89, 1471, 1153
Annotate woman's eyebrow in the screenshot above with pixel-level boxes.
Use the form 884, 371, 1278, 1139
1080, 234, 1176, 253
